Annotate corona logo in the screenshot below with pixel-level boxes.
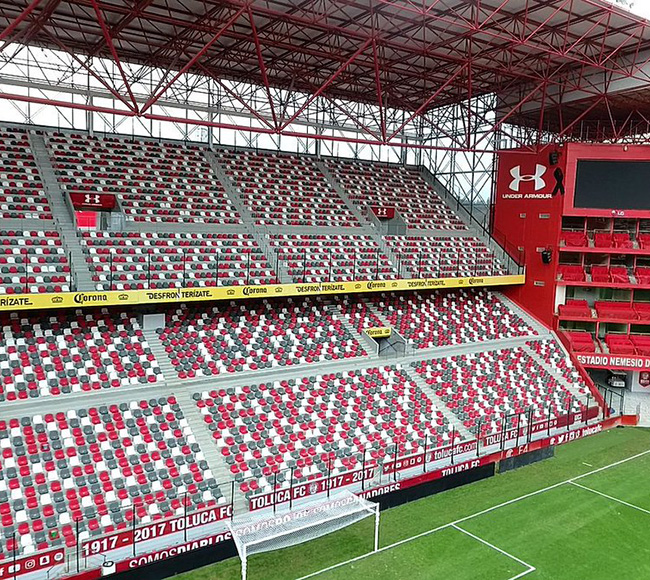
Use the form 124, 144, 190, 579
509, 164, 546, 191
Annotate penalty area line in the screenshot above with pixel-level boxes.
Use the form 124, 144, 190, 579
295, 447, 650, 580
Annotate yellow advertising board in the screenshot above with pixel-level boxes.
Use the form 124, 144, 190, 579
0, 274, 525, 312
364, 327, 392, 338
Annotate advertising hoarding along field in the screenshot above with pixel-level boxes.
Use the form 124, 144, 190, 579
0, 274, 525, 312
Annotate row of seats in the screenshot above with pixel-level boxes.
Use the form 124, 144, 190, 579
0, 130, 52, 220
325, 159, 465, 230
558, 264, 629, 283
195, 365, 456, 498
46, 134, 241, 225
0, 230, 70, 294
0, 397, 224, 559
368, 289, 534, 349
412, 343, 591, 438
157, 298, 367, 379
217, 151, 358, 227
383, 235, 507, 278
605, 334, 650, 356
268, 234, 397, 283
561, 231, 635, 249
81, 231, 277, 290
558, 300, 650, 321
564, 331, 597, 353
0, 310, 161, 401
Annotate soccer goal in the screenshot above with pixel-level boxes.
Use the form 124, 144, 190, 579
228, 490, 380, 580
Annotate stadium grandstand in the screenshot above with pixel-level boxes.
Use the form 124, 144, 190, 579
0, 1, 649, 579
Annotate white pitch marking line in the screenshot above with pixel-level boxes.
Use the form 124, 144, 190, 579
295, 447, 650, 580
569, 481, 650, 516
582, 462, 593, 467
451, 524, 536, 577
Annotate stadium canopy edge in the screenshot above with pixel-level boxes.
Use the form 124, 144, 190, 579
0, 274, 525, 312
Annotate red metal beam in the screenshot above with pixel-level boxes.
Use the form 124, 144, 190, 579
0, 0, 45, 46
140, 6, 246, 115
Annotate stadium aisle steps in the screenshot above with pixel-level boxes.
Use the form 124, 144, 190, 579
179, 390, 242, 509
28, 133, 95, 291
314, 160, 374, 228
407, 368, 474, 440
203, 150, 256, 225
142, 328, 177, 385
324, 302, 379, 356
495, 293, 551, 336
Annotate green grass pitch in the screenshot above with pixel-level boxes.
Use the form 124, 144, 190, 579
176, 427, 650, 580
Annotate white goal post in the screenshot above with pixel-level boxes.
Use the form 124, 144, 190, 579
228, 491, 380, 580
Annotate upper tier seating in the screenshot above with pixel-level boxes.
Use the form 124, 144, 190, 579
412, 343, 590, 438
324, 159, 465, 230
369, 289, 534, 349
332, 295, 385, 334
0, 130, 52, 220
195, 365, 456, 498
383, 235, 507, 278
268, 234, 397, 283
0, 229, 71, 294
0, 310, 161, 402
217, 150, 358, 227
0, 397, 224, 559
158, 298, 367, 379
46, 134, 240, 224
564, 331, 596, 353
558, 300, 591, 318
81, 231, 277, 290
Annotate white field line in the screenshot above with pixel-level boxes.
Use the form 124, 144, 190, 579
569, 481, 650, 516
451, 524, 536, 580
295, 447, 650, 580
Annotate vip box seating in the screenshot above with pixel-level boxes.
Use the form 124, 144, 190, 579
564, 331, 597, 353
216, 150, 358, 227
324, 159, 465, 230
81, 231, 278, 290
382, 235, 507, 278
0, 310, 161, 401
369, 289, 534, 349
158, 298, 367, 379
268, 234, 397, 283
0, 397, 224, 559
46, 134, 240, 224
0, 130, 52, 220
0, 230, 71, 294
412, 343, 590, 438
194, 365, 456, 498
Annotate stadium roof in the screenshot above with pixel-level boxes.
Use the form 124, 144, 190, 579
2, 0, 650, 142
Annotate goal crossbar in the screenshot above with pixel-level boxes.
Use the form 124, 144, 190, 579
228, 491, 379, 580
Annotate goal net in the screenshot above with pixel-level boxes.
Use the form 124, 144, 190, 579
228, 490, 379, 580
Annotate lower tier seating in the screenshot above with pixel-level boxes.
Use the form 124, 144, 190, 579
0, 230, 70, 294
81, 231, 277, 290
382, 235, 507, 278
412, 343, 590, 438
158, 298, 367, 379
195, 365, 456, 498
0, 397, 224, 559
369, 289, 535, 349
0, 310, 161, 401
268, 234, 397, 283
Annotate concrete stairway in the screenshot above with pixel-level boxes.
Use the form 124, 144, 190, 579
523, 341, 591, 403
28, 133, 95, 291
178, 390, 247, 511
315, 160, 374, 229
203, 150, 255, 224
496, 293, 551, 337
324, 303, 378, 356
143, 329, 179, 387
406, 368, 474, 440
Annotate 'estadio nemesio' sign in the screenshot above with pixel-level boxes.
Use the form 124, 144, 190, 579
576, 353, 650, 369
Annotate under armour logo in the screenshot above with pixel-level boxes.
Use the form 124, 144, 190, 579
509, 164, 547, 192
84, 194, 101, 205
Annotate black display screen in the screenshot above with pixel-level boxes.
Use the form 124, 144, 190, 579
574, 160, 650, 210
